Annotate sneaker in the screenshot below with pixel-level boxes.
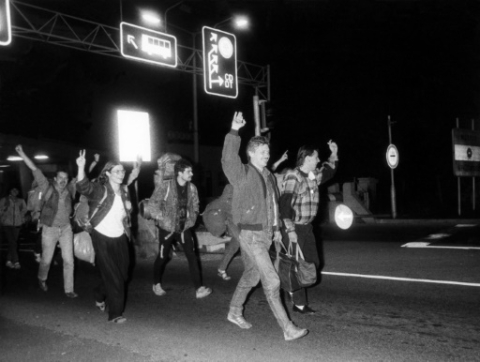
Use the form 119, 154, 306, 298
38, 279, 48, 292
292, 305, 317, 315
196, 286, 212, 299
227, 313, 252, 329
109, 316, 127, 324
95, 301, 106, 312
34, 253, 41, 263
152, 283, 166, 296
218, 269, 231, 281
65, 292, 78, 298
284, 323, 308, 341
6, 261, 14, 269
13, 262, 21, 270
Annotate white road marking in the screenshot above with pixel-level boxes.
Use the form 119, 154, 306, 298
323, 272, 480, 287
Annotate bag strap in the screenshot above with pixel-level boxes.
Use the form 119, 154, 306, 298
87, 186, 108, 223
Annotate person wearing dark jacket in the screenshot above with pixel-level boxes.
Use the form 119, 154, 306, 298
221, 111, 308, 342
0, 187, 27, 269
279, 141, 338, 315
76, 150, 133, 323
16, 145, 77, 298
202, 184, 240, 281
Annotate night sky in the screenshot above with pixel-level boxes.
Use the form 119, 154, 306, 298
1, 0, 480, 216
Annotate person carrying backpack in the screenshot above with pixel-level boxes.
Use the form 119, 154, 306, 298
0, 186, 27, 269
15, 145, 78, 298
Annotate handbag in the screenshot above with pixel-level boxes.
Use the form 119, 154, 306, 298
73, 231, 95, 264
275, 240, 317, 292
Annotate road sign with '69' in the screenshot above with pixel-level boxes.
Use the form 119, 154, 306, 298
202, 26, 238, 99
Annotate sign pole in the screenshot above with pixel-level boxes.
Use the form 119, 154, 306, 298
388, 115, 397, 219
253, 94, 261, 136
456, 118, 461, 216
193, 33, 199, 164
473, 119, 476, 211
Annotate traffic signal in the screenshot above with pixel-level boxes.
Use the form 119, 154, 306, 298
0, 0, 11, 46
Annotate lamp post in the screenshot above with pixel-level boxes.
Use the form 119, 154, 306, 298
214, 15, 249, 30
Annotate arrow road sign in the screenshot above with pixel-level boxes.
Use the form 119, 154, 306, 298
202, 26, 238, 99
0, 0, 12, 46
120, 22, 177, 68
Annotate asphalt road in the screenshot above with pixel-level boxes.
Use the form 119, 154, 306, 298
1, 221, 479, 362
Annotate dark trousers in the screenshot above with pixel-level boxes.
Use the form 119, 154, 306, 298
153, 228, 202, 289
4, 226, 21, 263
91, 229, 130, 321
281, 223, 319, 306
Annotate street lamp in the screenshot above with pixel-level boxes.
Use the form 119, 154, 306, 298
214, 15, 249, 30
141, 11, 161, 27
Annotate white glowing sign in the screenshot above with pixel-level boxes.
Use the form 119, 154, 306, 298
117, 110, 151, 162
334, 204, 354, 230
0, 0, 12, 46
386, 144, 399, 169
120, 22, 177, 67
202, 26, 238, 99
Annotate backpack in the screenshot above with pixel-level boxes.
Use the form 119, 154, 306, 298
26, 182, 54, 222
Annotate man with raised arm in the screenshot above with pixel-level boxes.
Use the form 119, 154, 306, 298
15, 145, 78, 298
279, 141, 339, 315
221, 111, 308, 342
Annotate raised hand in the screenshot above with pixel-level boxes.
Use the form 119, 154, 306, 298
77, 149, 86, 168
328, 140, 338, 155
15, 145, 24, 155
94, 153, 100, 162
231, 111, 246, 130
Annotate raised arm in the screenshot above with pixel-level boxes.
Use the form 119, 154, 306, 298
88, 153, 100, 174
126, 155, 142, 186
76, 149, 87, 182
221, 112, 248, 185
316, 140, 339, 185
271, 150, 288, 172
15, 145, 37, 171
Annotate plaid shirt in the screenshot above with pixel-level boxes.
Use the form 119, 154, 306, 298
279, 162, 337, 231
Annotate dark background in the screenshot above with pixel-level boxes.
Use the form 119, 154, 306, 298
1, 0, 480, 217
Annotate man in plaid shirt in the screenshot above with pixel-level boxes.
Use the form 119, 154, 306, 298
279, 140, 338, 315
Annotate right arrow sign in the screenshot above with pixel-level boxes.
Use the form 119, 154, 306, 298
202, 26, 238, 99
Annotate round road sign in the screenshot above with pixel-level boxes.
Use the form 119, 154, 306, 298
386, 144, 399, 169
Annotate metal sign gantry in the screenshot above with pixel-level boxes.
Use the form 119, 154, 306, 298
6, 0, 269, 99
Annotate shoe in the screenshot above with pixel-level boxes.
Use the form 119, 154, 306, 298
292, 305, 316, 315
34, 253, 41, 263
13, 262, 21, 270
95, 301, 106, 312
196, 286, 212, 299
152, 283, 166, 296
109, 316, 127, 324
218, 269, 231, 281
65, 292, 78, 298
227, 313, 252, 329
284, 324, 308, 341
38, 279, 48, 292
6, 261, 14, 269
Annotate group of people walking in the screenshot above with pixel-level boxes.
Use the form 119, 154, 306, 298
1, 111, 338, 341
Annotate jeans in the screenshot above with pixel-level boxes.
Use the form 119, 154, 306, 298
218, 236, 240, 271
153, 228, 202, 289
38, 224, 74, 293
230, 229, 291, 331
4, 226, 21, 263
91, 229, 130, 321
